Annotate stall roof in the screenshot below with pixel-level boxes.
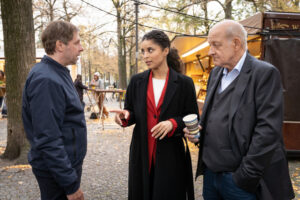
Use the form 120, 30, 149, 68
170, 36, 207, 59
239, 12, 263, 34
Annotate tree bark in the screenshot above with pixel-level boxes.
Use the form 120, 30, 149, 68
129, 34, 135, 78
122, 24, 127, 85
46, 0, 56, 21
224, 0, 233, 19
0, 0, 35, 162
116, 3, 127, 89
201, 0, 210, 34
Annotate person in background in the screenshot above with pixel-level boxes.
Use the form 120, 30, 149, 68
111, 30, 198, 200
185, 20, 294, 200
112, 81, 117, 99
0, 70, 5, 108
74, 74, 88, 107
89, 72, 108, 119
0, 70, 7, 117
89, 72, 104, 89
22, 20, 86, 200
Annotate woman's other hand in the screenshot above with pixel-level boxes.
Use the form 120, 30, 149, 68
151, 120, 173, 140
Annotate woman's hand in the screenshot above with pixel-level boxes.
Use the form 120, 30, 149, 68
151, 120, 173, 140
184, 125, 202, 143
109, 109, 129, 126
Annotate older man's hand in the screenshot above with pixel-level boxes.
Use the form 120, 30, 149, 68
184, 125, 202, 143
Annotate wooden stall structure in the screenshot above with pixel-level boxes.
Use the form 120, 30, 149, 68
171, 11, 300, 155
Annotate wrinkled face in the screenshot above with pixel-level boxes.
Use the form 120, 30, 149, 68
63, 31, 84, 65
140, 39, 168, 70
207, 28, 235, 68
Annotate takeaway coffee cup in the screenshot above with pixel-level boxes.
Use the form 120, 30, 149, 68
183, 114, 200, 138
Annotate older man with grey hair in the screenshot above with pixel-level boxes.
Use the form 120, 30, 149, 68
185, 20, 294, 200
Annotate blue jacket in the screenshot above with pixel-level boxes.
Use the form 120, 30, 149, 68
22, 56, 87, 194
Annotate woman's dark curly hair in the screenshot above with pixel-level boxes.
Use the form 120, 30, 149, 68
142, 30, 182, 73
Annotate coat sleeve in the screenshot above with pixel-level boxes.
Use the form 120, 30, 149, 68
232, 65, 283, 193
172, 77, 199, 137
123, 78, 136, 126
28, 78, 79, 195
75, 81, 88, 90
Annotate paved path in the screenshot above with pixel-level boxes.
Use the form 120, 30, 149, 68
0, 98, 299, 199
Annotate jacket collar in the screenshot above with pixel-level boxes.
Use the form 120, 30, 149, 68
42, 55, 70, 73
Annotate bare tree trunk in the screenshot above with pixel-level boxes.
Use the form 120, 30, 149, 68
0, 0, 35, 163
122, 25, 127, 86
45, 0, 57, 21
200, 0, 210, 34
224, 0, 233, 19
117, 8, 127, 89
129, 35, 135, 78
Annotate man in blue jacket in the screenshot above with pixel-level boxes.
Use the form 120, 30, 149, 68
22, 20, 86, 200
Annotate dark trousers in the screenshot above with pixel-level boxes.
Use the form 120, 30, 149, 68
33, 166, 82, 200
203, 168, 256, 200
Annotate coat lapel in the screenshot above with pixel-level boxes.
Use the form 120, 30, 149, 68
135, 70, 151, 186
160, 68, 178, 118
228, 53, 252, 132
200, 67, 223, 124
147, 71, 157, 114
137, 70, 150, 124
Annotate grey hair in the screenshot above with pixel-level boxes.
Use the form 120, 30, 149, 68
223, 20, 248, 49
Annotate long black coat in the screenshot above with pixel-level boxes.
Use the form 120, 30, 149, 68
124, 68, 198, 200
197, 54, 294, 200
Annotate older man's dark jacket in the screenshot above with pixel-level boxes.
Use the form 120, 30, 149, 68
22, 56, 87, 194
196, 53, 294, 200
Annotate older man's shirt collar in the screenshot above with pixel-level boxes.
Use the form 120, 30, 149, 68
223, 50, 247, 75
219, 51, 247, 93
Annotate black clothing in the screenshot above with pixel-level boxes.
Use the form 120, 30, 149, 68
124, 68, 198, 200
74, 79, 88, 104
33, 165, 82, 200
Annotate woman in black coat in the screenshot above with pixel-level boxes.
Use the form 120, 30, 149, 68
111, 30, 198, 200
